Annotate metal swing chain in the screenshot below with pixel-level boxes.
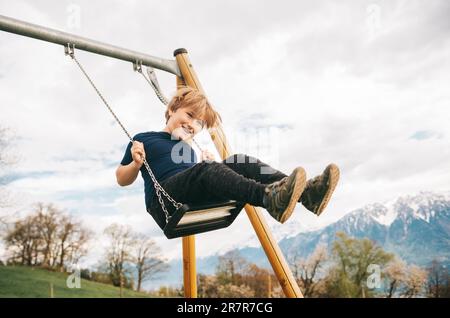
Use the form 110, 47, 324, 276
135, 62, 170, 105
64, 43, 182, 223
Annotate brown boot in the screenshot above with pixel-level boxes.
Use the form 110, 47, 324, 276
263, 167, 307, 223
299, 163, 340, 216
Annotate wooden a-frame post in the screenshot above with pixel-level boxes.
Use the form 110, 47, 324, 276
174, 48, 303, 298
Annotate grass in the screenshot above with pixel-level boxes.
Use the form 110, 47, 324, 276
0, 265, 152, 298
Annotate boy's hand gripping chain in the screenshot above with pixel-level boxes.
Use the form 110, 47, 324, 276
65, 43, 182, 223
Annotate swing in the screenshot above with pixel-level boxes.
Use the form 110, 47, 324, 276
64, 44, 243, 239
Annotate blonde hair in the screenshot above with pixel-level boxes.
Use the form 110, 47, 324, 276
164, 86, 222, 129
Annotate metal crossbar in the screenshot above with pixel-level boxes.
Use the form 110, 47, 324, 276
0, 14, 181, 76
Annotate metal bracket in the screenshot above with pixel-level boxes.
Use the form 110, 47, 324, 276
133, 59, 142, 72
64, 43, 75, 57
146, 66, 162, 91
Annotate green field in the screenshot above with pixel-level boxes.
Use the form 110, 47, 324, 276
0, 266, 152, 298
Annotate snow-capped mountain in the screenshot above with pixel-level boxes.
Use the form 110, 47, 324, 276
271, 191, 450, 267
144, 191, 450, 289
355, 191, 450, 227
320, 191, 449, 236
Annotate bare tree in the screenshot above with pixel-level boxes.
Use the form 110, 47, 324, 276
383, 258, 429, 298
242, 264, 274, 297
217, 282, 255, 298
209, 250, 276, 298
216, 250, 249, 286
427, 259, 449, 298
4, 214, 42, 265
34, 203, 59, 267
56, 213, 92, 271
401, 265, 427, 298
103, 223, 135, 289
3, 203, 91, 269
131, 233, 168, 292
198, 273, 256, 298
383, 257, 407, 298
288, 245, 328, 297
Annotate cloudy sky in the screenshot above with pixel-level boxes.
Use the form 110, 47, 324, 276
0, 0, 449, 265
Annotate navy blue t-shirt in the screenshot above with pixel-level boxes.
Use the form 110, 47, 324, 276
120, 131, 198, 209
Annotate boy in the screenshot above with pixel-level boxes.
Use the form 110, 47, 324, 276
116, 87, 340, 230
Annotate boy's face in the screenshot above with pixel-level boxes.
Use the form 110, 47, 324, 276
165, 107, 206, 141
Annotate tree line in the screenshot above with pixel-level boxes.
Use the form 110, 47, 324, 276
157, 232, 450, 298
0, 203, 168, 293
287, 232, 449, 298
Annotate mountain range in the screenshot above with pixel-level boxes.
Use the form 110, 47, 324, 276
145, 191, 450, 289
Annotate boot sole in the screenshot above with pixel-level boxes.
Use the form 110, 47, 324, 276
315, 163, 340, 216
279, 167, 307, 224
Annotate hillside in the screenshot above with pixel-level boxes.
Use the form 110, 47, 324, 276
0, 266, 152, 298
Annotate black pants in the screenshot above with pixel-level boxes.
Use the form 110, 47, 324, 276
147, 153, 288, 230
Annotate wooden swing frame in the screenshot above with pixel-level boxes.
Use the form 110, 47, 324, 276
0, 14, 304, 298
